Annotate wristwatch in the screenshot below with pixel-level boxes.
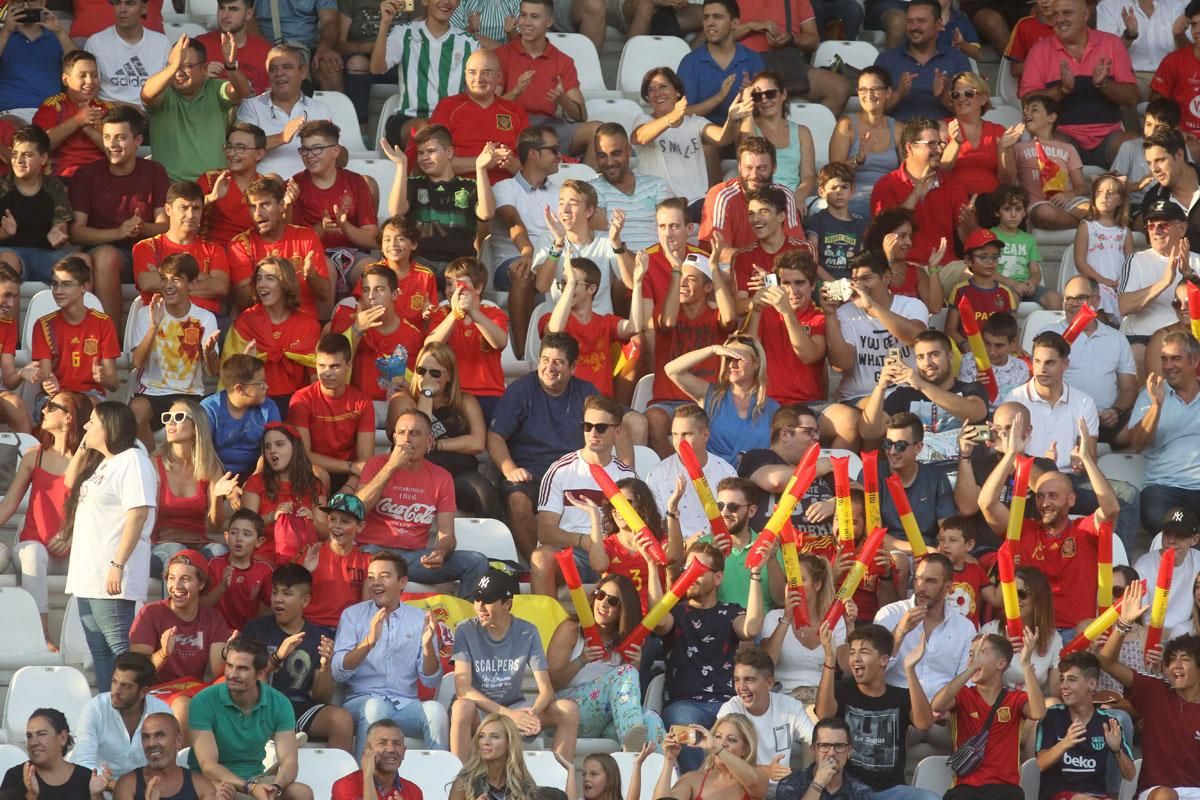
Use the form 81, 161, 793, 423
421, 388, 434, 398
224, 60, 240, 71
612, 242, 627, 254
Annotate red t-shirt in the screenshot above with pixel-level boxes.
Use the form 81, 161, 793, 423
732, 238, 810, 294
356, 456, 456, 550
129, 600, 231, 685
131, 234, 230, 315
951, 684, 1029, 788
1016, 514, 1099, 629
948, 561, 990, 627
735, 0, 816, 51
31, 309, 119, 394
69, 158, 170, 247
230, 305, 321, 396
243, 472, 327, 563
289, 169, 379, 251
227, 225, 329, 316
757, 303, 826, 403
31, 94, 111, 177
870, 168, 968, 265
427, 302, 508, 397
332, 772, 423, 800
538, 312, 621, 397
197, 170, 262, 247
494, 39, 581, 118
700, 178, 805, 249
329, 304, 425, 401
353, 260, 439, 330
602, 535, 666, 613
1005, 14, 1054, 62
305, 544, 372, 627
948, 281, 1019, 339
640, 243, 709, 307
850, 550, 898, 623
1150, 47, 1200, 138
195, 31, 272, 95
651, 305, 734, 402
1127, 670, 1200, 792
427, 93, 528, 185
287, 381, 375, 462
205, 556, 274, 630
71, 0, 164, 37
0, 316, 15, 355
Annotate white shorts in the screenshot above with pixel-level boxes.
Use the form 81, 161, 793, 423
1137, 789, 1200, 800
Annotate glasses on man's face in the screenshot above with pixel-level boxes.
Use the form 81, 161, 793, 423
177, 61, 205, 73
915, 139, 945, 149
949, 88, 979, 101
716, 501, 743, 513
1065, 294, 1095, 304
882, 439, 913, 453
241, 380, 268, 391
592, 588, 621, 608
554, 278, 596, 291
298, 144, 336, 157
533, 143, 561, 156
582, 421, 613, 433
49, 280, 78, 290
792, 425, 818, 436
161, 411, 191, 425
1147, 221, 1176, 232
223, 143, 255, 154
815, 743, 850, 753
415, 366, 444, 379
751, 88, 779, 103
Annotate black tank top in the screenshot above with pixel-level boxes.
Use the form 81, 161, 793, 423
134, 769, 199, 800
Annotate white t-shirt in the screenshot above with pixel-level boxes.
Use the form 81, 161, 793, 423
717, 693, 815, 770
536, 450, 637, 536
646, 451, 737, 538
1120, 248, 1191, 336
1135, 548, 1200, 634
834, 294, 930, 400
491, 173, 562, 264
763, 609, 847, 693
132, 302, 219, 396
632, 113, 712, 205
532, 233, 622, 315
1046, 320, 1137, 411
65, 447, 157, 601
875, 597, 975, 693
236, 91, 333, 181
979, 619, 1063, 691
84, 26, 171, 109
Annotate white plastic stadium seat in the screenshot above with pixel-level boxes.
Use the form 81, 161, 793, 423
617, 36, 692, 101
525, 300, 554, 369
58, 595, 93, 671
375, 93, 401, 157
612, 752, 676, 800
548, 32, 620, 99
586, 97, 645, 138
524, 751, 569, 791
313, 91, 369, 154
632, 445, 661, 479
997, 57, 1020, 107
1097, 453, 1146, 491
0, 588, 65, 670
812, 40, 879, 71
1058, 247, 1079, 296
4, 665, 91, 744
346, 158, 397, 223
399, 750, 463, 800
1019, 309, 1065, 354
644, 673, 664, 713
984, 106, 1022, 128
187, 0, 218, 26
911, 756, 954, 797
1029, 226, 1076, 247
822, 449, 863, 480
454, 517, 520, 564
556, 162, 599, 182
163, 21, 206, 38
0, 745, 24, 777
631, 373, 653, 413
1119, 760, 1142, 800
296, 748, 358, 800
788, 102, 837, 167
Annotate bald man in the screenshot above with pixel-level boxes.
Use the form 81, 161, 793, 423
427, 49, 527, 185
978, 413, 1120, 635
114, 713, 219, 800
952, 401, 1056, 525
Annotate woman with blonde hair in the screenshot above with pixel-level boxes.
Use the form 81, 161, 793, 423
939, 72, 1023, 196
150, 397, 240, 577
763, 554, 852, 702
655, 714, 768, 800
664, 334, 780, 464
448, 713, 539, 800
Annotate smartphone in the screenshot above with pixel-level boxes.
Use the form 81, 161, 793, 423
763, 274, 779, 288
398, 0, 415, 10
885, 347, 901, 364
669, 725, 698, 745
16, 9, 41, 23
965, 424, 993, 443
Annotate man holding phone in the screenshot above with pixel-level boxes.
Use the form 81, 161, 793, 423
0, 0, 78, 118
332, 719, 423, 800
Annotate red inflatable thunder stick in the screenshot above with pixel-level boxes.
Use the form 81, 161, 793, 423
996, 541, 1022, 641
615, 556, 711, 661
1062, 303, 1097, 344
678, 439, 732, 555
589, 463, 667, 565
743, 443, 822, 569
823, 527, 886, 628
554, 548, 606, 655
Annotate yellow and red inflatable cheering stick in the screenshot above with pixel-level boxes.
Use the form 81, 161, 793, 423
1062, 303, 1098, 344
743, 443, 822, 567
832, 456, 855, 557
861, 450, 882, 533
885, 474, 927, 557
779, 521, 810, 628
1097, 519, 1114, 611
1007, 456, 1034, 543
589, 463, 667, 565
1187, 280, 1200, 339
823, 527, 887, 628
678, 439, 732, 555
1145, 548, 1176, 657
996, 541, 1023, 641
615, 556, 712, 662
957, 296, 997, 401
1060, 587, 1138, 655
554, 548, 606, 655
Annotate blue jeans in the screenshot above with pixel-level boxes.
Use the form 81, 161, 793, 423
77, 597, 136, 692
662, 697, 726, 772
150, 541, 229, 579
876, 787, 941, 800
1141, 484, 1200, 534
492, 257, 518, 292
361, 545, 490, 599
341, 693, 449, 756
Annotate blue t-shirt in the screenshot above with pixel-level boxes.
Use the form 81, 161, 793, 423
242, 615, 325, 713
254, 0, 336, 47
677, 43, 765, 125
0, 29, 64, 110
807, 209, 866, 280
704, 384, 778, 465
200, 391, 281, 476
489, 373, 598, 478
936, 8, 980, 52
878, 460, 955, 545
1036, 705, 1131, 800
874, 44, 972, 121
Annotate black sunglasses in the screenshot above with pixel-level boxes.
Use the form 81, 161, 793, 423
716, 502, 743, 512
881, 440, 913, 453
592, 588, 621, 608
751, 89, 779, 102
45, 400, 69, 414
1017, 589, 1029, 600
533, 143, 561, 155
582, 421, 613, 433
415, 366, 444, 378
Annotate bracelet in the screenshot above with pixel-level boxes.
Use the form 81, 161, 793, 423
547, 247, 562, 259
823, 663, 836, 671
109, 560, 125, 570
811, 782, 826, 794
1115, 620, 1133, 634
270, 652, 283, 667
665, 510, 679, 519
750, 571, 762, 580
612, 243, 627, 254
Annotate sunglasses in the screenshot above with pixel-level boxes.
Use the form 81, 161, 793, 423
161, 411, 191, 425
1016, 589, 1029, 600
1147, 221, 1177, 231
751, 89, 779, 102
533, 143, 561, 155
592, 588, 621, 608
582, 421, 614, 433
45, 401, 69, 414
716, 501, 743, 512
949, 88, 979, 101
415, 366, 444, 378
1173, 300, 1190, 310
881, 440, 913, 453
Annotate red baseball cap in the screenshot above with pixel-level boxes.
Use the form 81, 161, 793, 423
166, 549, 210, 587
964, 228, 1001, 254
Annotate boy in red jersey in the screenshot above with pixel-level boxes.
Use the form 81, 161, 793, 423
31, 256, 118, 399
932, 630, 1044, 799
641, 197, 708, 308
354, 217, 438, 330
936, 517, 991, 627
132, 180, 231, 316
743, 250, 828, 405
287, 333, 376, 493
730, 187, 811, 307
198, 123, 270, 247
426, 257, 508, 419
300, 493, 371, 636
1003, 0, 1053, 80
0, 266, 30, 432
33, 51, 111, 179
202, 509, 274, 629
944, 229, 1019, 352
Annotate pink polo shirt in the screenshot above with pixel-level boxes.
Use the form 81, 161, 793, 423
1018, 29, 1134, 149
495, 38, 581, 118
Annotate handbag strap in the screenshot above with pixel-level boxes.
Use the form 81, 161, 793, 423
977, 689, 1008, 735
783, 0, 793, 38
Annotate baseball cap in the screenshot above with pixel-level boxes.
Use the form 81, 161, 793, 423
321, 493, 366, 521
1161, 507, 1200, 538
166, 549, 210, 587
681, 251, 712, 281
473, 566, 518, 603
1144, 199, 1188, 223
964, 228, 1001, 254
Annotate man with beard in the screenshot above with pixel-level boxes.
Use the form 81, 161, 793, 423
698, 477, 786, 609
331, 720, 420, 800
647, 406, 737, 540
700, 136, 804, 250
862, 329, 988, 467
589, 123, 670, 254
877, 413, 955, 549
113, 713, 219, 800
73, 653, 172, 786
330, 552, 446, 755
979, 414, 1120, 634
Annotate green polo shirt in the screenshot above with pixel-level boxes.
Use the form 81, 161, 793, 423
147, 79, 236, 182
187, 680, 296, 779
699, 533, 780, 610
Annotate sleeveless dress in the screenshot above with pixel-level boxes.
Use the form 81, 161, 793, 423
849, 114, 899, 217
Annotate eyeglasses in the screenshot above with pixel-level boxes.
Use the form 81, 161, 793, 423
582, 421, 613, 433
415, 366, 444, 378
949, 88, 979, 101
177, 61, 205, 72
45, 401, 68, 414
882, 440, 913, 453
554, 278, 597, 291
223, 143, 257, 154
592, 588, 621, 608
1016, 588, 1029, 600
161, 411, 192, 425
1065, 294, 1095, 304
716, 502, 743, 512
857, 86, 886, 96
815, 743, 850, 753
298, 144, 337, 157
791, 425, 818, 436
241, 380, 269, 391
915, 139, 945, 148
750, 89, 779, 102
532, 143, 561, 155
49, 280, 78, 289
1147, 221, 1177, 231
